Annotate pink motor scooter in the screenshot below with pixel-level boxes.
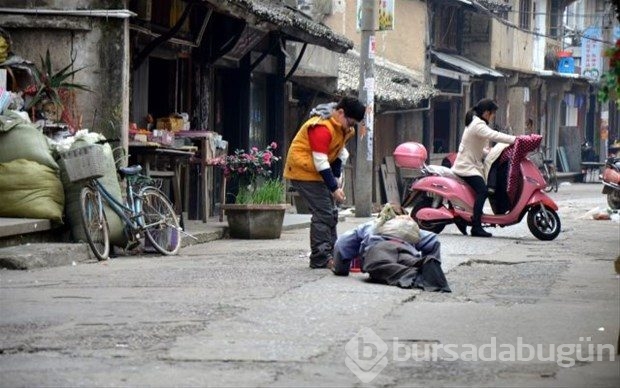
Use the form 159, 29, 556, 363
395, 135, 561, 241
600, 156, 620, 210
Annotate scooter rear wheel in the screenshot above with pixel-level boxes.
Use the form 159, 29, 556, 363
527, 205, 561, 241
411, 194, 446, 234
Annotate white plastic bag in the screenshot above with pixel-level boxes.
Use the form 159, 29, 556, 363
375, 216, 421, 245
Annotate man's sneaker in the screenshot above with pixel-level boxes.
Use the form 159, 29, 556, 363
331, 258, 350, 276
309, 258, 333, 269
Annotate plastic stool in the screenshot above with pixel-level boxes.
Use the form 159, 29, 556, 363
350, 256, 362, 273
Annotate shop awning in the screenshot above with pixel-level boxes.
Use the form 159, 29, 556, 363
435, 0, 474, 7
432, 50, 504, 78
535, 69, 592, 81
337, 51, 436, 110
431, 0, 511, 13
203, 0, 353, 54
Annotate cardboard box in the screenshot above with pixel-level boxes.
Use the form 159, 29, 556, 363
156, 117, 184, 132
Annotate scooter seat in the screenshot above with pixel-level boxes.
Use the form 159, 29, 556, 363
426, 165, 465, 183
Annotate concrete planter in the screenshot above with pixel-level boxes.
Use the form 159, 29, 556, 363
221, 204, 288, 239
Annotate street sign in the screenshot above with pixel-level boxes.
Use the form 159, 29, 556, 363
357, 0, 394, 31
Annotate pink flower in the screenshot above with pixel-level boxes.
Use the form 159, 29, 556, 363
215, 141, 281, 184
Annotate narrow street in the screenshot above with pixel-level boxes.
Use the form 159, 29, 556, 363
1, 183, 618, 387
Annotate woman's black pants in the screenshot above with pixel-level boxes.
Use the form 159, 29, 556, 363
460, 175, 487, 226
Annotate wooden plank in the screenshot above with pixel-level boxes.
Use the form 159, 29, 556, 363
385, 155, 397, 174
375, 167, 381, 206
557, 146, 570, 172
380, 163, 401, 205
385, 156, 403, 203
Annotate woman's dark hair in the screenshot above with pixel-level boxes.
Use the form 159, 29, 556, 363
465, 98, 499, 126
336, 96, 366, 122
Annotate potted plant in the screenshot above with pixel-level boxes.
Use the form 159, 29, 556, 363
214, 142, 288, 239
24, 49, 90, 131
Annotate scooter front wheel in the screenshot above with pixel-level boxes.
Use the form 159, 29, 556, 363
411, 194, 446, 234
606, 190, 620, 210
527, 205, 561, 241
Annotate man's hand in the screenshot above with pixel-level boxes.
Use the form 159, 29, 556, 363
332, 188, 346, 203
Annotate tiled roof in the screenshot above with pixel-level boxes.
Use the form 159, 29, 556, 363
338, 51, 435, 109
475, 0, 512, 13
205, 0, 353, 53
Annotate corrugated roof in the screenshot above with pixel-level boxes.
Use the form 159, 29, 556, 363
337, 51, 435, 110
432, 51, 504, 78
204, 0, 353, 53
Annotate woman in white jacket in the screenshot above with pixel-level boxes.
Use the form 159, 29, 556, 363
452, 99, 516, 237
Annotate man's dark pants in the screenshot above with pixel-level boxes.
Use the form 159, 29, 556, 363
291, 180, 338, 268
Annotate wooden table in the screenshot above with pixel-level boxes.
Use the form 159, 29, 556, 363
175, 131, 227, 222
128, 143, 195, 215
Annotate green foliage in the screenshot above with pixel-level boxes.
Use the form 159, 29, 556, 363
235, 179, 285, 205
26, 49, 91, 110
597, 39, 620, 105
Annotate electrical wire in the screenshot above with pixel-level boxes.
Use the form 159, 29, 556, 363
471, 0, 617, 46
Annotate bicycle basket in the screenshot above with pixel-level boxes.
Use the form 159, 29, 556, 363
60, 144, 107, 183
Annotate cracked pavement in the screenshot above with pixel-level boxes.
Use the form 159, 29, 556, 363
0, 183, 618, 387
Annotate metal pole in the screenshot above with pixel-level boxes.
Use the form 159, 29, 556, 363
355, 0, 375, 217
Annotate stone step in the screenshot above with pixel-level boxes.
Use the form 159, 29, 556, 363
0, 218, 70, 249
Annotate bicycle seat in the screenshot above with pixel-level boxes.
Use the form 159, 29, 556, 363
119, 165, 143, 176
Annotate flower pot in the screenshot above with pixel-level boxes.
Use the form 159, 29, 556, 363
221, 204, 288, 239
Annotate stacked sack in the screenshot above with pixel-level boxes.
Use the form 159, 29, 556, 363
0, 92, 64, 222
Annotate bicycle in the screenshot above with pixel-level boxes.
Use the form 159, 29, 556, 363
530, 145, 558, 193
60, 142, 182, 260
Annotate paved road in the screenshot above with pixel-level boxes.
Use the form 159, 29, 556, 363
1, 183, 618, 387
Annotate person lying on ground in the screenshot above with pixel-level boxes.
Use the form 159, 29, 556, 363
332, 203, 451, 292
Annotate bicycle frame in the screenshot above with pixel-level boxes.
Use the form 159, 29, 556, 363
91, 178, 143, 232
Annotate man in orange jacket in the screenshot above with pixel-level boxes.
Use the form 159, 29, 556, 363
284, 97, 366, 269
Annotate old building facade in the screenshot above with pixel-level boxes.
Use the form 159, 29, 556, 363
1, 0, 618, 213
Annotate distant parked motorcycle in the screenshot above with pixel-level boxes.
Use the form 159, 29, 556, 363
600, 156, 620, 210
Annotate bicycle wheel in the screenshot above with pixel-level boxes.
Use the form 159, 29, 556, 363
79, 186, 110, 261
139, 187, 181, 255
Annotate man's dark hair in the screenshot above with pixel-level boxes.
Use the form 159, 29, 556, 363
465, 98, 499, 126
336, 97, 366, 122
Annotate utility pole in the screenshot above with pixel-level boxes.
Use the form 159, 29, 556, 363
355, 0, 375, 217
